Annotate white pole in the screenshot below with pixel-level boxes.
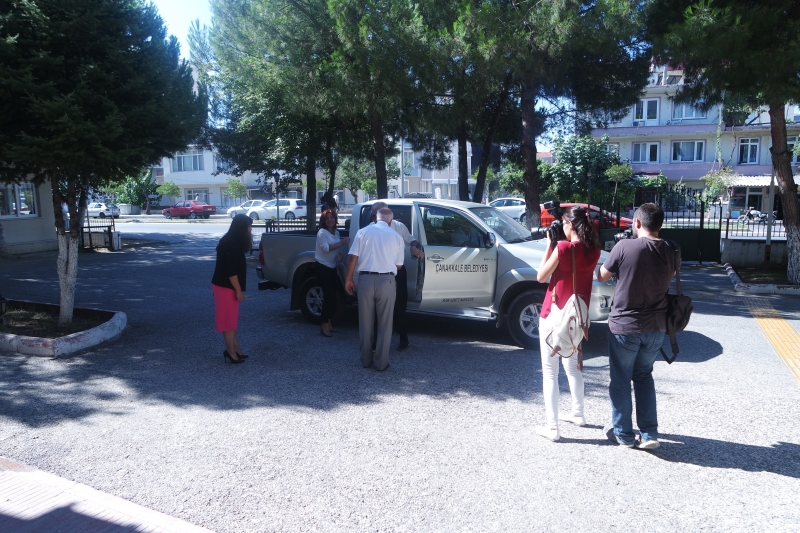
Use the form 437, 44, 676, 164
399, 138, 405, 198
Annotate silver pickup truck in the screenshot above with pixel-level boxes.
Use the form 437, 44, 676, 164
256, 199, 616, 349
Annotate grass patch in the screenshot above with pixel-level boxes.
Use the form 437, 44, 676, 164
736, 267, 791, 285
0, 306, 107, 338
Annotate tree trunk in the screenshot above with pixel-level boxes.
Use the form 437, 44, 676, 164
370, 108, 388, 199
305, 144, 317, 232
51, 178, 81, 326
768, 103, 800, 284
520, 79, 541, 228
457, 123, 470, 201
325, 134, 336, 197
473, 75, 512, 204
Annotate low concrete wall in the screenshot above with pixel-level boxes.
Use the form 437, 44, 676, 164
720, 238, 787, 268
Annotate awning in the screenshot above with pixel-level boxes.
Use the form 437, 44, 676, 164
730, 174, 800, 187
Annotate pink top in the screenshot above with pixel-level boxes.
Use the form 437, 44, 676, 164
540, 240, 601, 319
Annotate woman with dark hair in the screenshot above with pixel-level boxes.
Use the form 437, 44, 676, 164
315, 209, 350, 336
212, 214, 253, 364
534, 206, 601, 441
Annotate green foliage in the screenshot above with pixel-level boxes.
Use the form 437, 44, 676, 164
362, 179, 378, 197
224, 178, 248, 200
157, 181, 181, 199
497, 163, 525, 197
548, 135, 620, 206
337, 157, 376, 201
701, 167, 736, 202
0, 0, 206, 204
605, 164, 634, 185
637, 172, 668, 190
114, 171, 161, 208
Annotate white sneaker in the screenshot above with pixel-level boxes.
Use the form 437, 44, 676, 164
560, 414, 586, 427
535, 426, 560, 442
637, 437, 661, 450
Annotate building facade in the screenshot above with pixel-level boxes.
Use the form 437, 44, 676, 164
592, 64, 800, 216
0, 180, 57, 254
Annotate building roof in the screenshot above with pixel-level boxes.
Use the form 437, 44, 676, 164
731, 174, 800, 187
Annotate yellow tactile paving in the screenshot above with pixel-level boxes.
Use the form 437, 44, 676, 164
744, 299, 800, 385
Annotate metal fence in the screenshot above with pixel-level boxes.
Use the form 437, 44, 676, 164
80, 216, 116, 250
251, 219, 309, 232
725, 218, 786, 238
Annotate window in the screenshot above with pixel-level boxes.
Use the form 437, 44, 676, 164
185, 189, 209, 202
672, 103, 706, 120
419, 206, 484, 248
632, 142, 659, 163
787, 136, 800, 164
671, 141, 705, 162
171, 150, 204, 172
0, 182, 38, 218
738, 138, 759, 165
634, 99, 658, 122
606, 144, 620, 156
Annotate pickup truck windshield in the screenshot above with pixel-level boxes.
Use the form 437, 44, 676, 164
469, 207, 531, 244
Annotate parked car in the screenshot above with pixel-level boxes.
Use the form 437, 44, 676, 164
489, 197, 527, 221
87, 202, 120, 218
162, 200, 216, 219
247, 199, 307, 220
227, 200, 267, 218
255, 198, 616, 349
540, 203, 633, 230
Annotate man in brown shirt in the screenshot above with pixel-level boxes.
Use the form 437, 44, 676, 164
597, 203, 678, 450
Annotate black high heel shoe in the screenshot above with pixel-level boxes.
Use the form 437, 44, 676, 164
224, 350, 244, 364
236, 352, 249, 359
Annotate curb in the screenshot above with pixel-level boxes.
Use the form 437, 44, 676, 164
724, 263, 800, 296
0, 456, 214, 532
0, 301, 127, 357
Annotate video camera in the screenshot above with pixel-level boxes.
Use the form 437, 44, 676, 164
530, 200, 567, 242
614, 229, 633, 243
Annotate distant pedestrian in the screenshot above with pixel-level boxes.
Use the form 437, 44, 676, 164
61, 201, 70, 231
534, 206, 601, 442
212, 214, 253, 364
369, 202, 424, 350
315, 209, 350, 337
345, 207, 404, 370
597, 203, 678, 449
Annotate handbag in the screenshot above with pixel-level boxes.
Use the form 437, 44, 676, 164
544, 245, 590, 370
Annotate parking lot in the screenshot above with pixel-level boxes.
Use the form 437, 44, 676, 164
1, 231, 799, 532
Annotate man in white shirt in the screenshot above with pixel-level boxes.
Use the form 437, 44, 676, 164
370, 202, 424, 350
345, 208, 405, 370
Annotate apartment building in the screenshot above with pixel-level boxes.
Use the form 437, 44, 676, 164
592, 64, 800, 215
397, 141, 475, 200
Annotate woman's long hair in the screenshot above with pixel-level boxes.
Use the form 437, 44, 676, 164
219, 213, 253, 253
318, 209, 337, 232
563, 206, 599, 254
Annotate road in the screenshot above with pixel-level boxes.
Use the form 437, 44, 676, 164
1, 232, 799, 532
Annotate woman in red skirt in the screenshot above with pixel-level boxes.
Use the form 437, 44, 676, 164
212, 214, 253, 364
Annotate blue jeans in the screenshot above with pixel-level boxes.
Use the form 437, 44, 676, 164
607, 330, 665, 443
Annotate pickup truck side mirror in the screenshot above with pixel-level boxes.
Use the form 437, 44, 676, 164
486, 232, 496, 249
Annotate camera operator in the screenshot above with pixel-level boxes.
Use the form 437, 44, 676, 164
533, 206, 601, 442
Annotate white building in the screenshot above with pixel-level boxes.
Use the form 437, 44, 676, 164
592, 64, 800, 215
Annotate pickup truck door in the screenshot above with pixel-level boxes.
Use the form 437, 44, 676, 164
414, 204, 497, 309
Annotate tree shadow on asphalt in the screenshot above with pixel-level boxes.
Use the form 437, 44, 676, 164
0, 234, 741, 429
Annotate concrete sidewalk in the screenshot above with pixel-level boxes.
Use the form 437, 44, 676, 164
0, 457, 213, 533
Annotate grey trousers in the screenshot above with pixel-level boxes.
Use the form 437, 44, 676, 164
357, 273, 396, 370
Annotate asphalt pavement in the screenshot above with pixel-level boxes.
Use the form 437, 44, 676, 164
0, 231, 799, 532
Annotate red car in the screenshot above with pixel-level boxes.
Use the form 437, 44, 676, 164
540, 203, 632, 230
163, 200, 217, 219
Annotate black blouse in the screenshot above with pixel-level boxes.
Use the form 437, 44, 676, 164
212, 237, 247, 292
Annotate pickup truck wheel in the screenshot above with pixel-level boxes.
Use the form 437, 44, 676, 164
190, 212, 198, 220
298, 276, 344, 324
507, 290, 544, 350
